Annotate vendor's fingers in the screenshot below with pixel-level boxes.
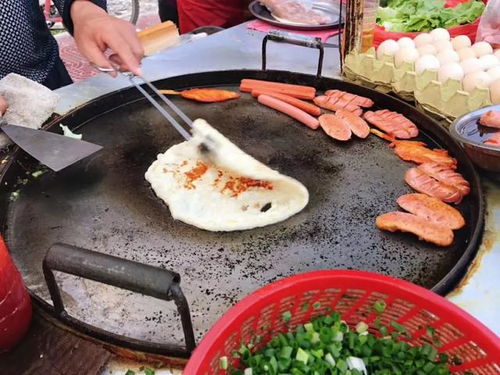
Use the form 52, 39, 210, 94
0, 95, 8, 116
108, 53, 129, 73
104, 34, 142, 76
123, 26, 144, 61
80, 44, 117, 77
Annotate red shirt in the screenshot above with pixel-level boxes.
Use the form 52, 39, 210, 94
178, 0, 249, 33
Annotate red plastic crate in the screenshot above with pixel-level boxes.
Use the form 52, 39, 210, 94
373, 0, 487, 47
185, 270, 500, 375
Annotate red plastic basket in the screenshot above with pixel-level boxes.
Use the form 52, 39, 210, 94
373, 0, 487, 48
185, 270, 500, 375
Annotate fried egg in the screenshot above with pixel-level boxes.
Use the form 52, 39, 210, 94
145, 119, 309, 231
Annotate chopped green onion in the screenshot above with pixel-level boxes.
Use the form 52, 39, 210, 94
220, 356, 228, 370
311, 332, 320, 344
347, 357, 367, 375
373, 300, 387, 314
304, 322, 314, 333
282, 311, 292, 323
60, 124, 83, 140
296, 348, 309, 364
333, 331, 344, 342
31, 170, 46, 178
355, 322, 368, 334
235, 308, 449, 375
325, 353, 336, 366
313, 302, 321, 310
125, 371, 135, 375
144, 369, 155, 375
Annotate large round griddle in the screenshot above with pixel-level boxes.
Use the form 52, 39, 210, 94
0, 70, 483, 354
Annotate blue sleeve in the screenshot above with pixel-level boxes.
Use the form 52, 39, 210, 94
52, 0, 107, 35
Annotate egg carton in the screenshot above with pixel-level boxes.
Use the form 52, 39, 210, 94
342, 48, 493, 126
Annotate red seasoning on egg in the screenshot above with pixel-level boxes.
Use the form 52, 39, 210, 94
222, 177, 273, 197
184, 161, 208, 189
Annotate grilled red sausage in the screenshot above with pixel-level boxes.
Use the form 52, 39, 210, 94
258, 94, 320, 130
376, 211, 454, 247
397, 193, 465, 230
364, 110, 419, 139
319, 114, 352, 141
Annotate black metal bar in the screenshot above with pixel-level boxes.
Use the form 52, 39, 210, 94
262, 30, 325, 77
171, 284, 196, 352
338, 0, 344, 72
42, 243, 196, 355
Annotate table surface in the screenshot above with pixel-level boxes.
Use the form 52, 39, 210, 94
52, 22, 498, 373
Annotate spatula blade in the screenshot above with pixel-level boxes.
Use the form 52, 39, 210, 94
1, 124, 102, 172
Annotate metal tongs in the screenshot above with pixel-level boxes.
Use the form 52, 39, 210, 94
94, 65, 214, 156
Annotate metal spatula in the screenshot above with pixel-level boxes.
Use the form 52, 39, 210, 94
1, 119, 102, 172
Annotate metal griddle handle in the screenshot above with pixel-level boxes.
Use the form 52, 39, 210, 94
42, 243, 196, 356
262, 30, 325, 77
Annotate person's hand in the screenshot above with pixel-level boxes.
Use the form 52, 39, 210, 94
0, 95, 8, 116
71, 0, 144, 76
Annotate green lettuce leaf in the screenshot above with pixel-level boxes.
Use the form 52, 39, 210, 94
376, 0, 485, 32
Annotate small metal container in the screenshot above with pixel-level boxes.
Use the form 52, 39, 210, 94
450, 104, 500, 173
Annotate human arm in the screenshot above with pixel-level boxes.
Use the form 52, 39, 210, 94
0, 96, 8, 116
53, 0, 144, 75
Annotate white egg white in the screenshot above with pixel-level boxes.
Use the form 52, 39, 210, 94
145, 119, 309, 231
414, 33, 433, 48
397, 37, 415, 49
462, 71, 492, 92
417, 44, 437, 56
471, 42, 493, 57
457, 47, 476, 61
433, 40, 453, 52
451, 35, 471, 51
415, 55, 440, 74
430, 28, 450, 42
377, 39, 399, 60
438, 62, 464, 83
490, 79, 500, 104
394, 47, 419, 68
487, 66, 500, 82
479, 55, 499, 71
436, 50, 459, 65
460, 58, 483, 75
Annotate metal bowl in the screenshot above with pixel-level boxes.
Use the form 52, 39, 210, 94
450, 104, 500, 173
249, 0, 341, 31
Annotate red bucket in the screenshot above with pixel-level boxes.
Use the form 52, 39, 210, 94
0, 236, 32, 352
185, 270, 500, 374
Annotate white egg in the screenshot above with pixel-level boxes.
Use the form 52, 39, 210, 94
462, 71, 492, 92
437, 50, 459, 65
398, 37, 415, 49
490, 79, 500, 104
394, 47, 420, 68
487, 66, 500, 82
377, 39, 400, 59
451, 35, 471, 51
438, 62, 464, 82
430, 28, 450, 42
479, 54, 500, 70
460, 58, 483, 74
417, 44, 437, 56
433, 40, 453, 52
471, 41, 493, 57
457, 47, 476, 61
415, 55, 440, 74
414, 33, 433, 48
